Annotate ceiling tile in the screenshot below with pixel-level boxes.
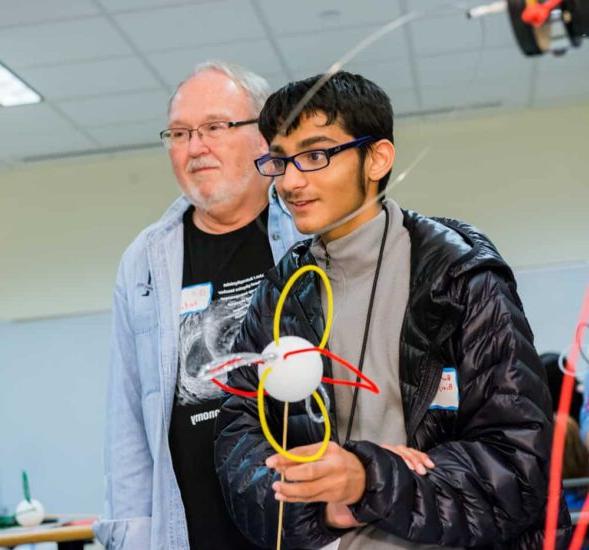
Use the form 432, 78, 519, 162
56, 90, 170, 127
476, 11, 519, 48
147, 40, 284, 87
536, 49, 589, 74
20, 58, 164, 100
406, 0, 476, 12
475, 47, 534, 81
417, 51, 482, 87
0, 0, 583, 167
0, 103, 75, 136
0, 18, 133, 68
417, 47, 536, 91
412, 0, 516, 48
113, 1, 264, 51
0, 127, 95, 160
410, 12, 485, 57
87, 120, 164, 148
534, 70, 589, 102
0, 1, 100, 27
262, 72, 291, 91
420, 78, 529, 111
533, 51, 589, 104
278, 25, 408, 75
256, 0, 401, 36
345, 59, 415, 90
385, 88, 420, 115
98, 0, 220, 12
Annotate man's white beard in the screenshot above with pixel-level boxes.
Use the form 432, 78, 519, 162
186, 174, 250, 212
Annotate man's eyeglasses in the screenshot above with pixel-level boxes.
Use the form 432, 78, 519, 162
254, 136, 375, 177
160, 119, 258, 149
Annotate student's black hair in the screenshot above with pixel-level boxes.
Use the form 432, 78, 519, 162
259, 71, 394, 195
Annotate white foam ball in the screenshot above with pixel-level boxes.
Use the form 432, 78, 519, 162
15, 499, 44, 527
260, 336, 323, 402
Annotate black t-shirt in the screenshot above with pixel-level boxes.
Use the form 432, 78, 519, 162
169, 205, 272, 550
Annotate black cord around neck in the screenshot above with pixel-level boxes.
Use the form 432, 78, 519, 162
344, 205, 390, 443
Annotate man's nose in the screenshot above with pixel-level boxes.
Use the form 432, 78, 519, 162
187, 130, 209, 156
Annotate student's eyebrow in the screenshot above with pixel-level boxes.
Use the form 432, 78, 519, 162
298, 136, 338, 149
269, 135, 338, 155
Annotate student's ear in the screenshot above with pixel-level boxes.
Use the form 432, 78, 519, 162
365, 139, 395, 185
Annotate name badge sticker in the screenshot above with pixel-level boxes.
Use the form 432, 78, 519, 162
180, 282, 213, 315
429, 367, 459, 411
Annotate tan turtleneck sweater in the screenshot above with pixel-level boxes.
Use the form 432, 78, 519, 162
312, 200, 458, 550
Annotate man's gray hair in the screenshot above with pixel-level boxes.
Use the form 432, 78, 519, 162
168, 61, 271, 116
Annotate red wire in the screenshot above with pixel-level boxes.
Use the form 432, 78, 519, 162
544, 286, 589, 550
209, 356, 266, 398
211, 377, 259, 398
569, 320, 589, 550
570, 494, 589, 550
284, 347, 380, 394
213, 345, 381, 399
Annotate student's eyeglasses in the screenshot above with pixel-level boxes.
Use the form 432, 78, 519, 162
254, 136, 375, 177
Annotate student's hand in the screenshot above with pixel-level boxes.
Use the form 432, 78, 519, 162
266, 442, 366, 505
325, 502, 365, 529
380, 444, 435, 475
322, 445, 435, 529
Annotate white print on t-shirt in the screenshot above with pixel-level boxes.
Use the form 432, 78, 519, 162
176, 273, 266, 405
429, 367, 459, 410
190, 408, 220, 425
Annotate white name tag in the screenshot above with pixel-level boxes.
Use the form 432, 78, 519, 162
429, 367, 459, 410
180, 283, 213, 315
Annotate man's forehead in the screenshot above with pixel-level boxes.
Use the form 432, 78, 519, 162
169, 72, 249, 121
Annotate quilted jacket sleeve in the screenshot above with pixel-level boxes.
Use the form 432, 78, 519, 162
214, 282, 342, 549
345, 270, 562, 548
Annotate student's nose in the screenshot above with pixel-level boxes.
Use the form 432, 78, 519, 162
278, 160, 308, 195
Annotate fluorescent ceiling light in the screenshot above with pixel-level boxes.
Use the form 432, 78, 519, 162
0, 63, 42, 107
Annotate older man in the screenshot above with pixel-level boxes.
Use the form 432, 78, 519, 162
94, 62, 304, 549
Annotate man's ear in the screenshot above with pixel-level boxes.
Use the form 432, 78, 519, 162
365, 139, 395, 185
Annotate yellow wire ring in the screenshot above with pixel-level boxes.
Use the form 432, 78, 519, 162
273, 265, 333, 349
258, 367, 331, 463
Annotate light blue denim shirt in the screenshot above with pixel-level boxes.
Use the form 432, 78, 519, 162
94, 184, 304, 549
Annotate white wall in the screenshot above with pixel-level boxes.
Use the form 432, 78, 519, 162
0, 313, 110, 516
1, 100, 588, 321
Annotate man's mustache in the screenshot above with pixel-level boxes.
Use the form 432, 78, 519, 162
186, 157, 221, 172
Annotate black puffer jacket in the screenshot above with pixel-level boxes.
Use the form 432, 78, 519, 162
215, 210, 571, 549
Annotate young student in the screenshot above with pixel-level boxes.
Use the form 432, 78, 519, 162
215, 71, 571, 549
